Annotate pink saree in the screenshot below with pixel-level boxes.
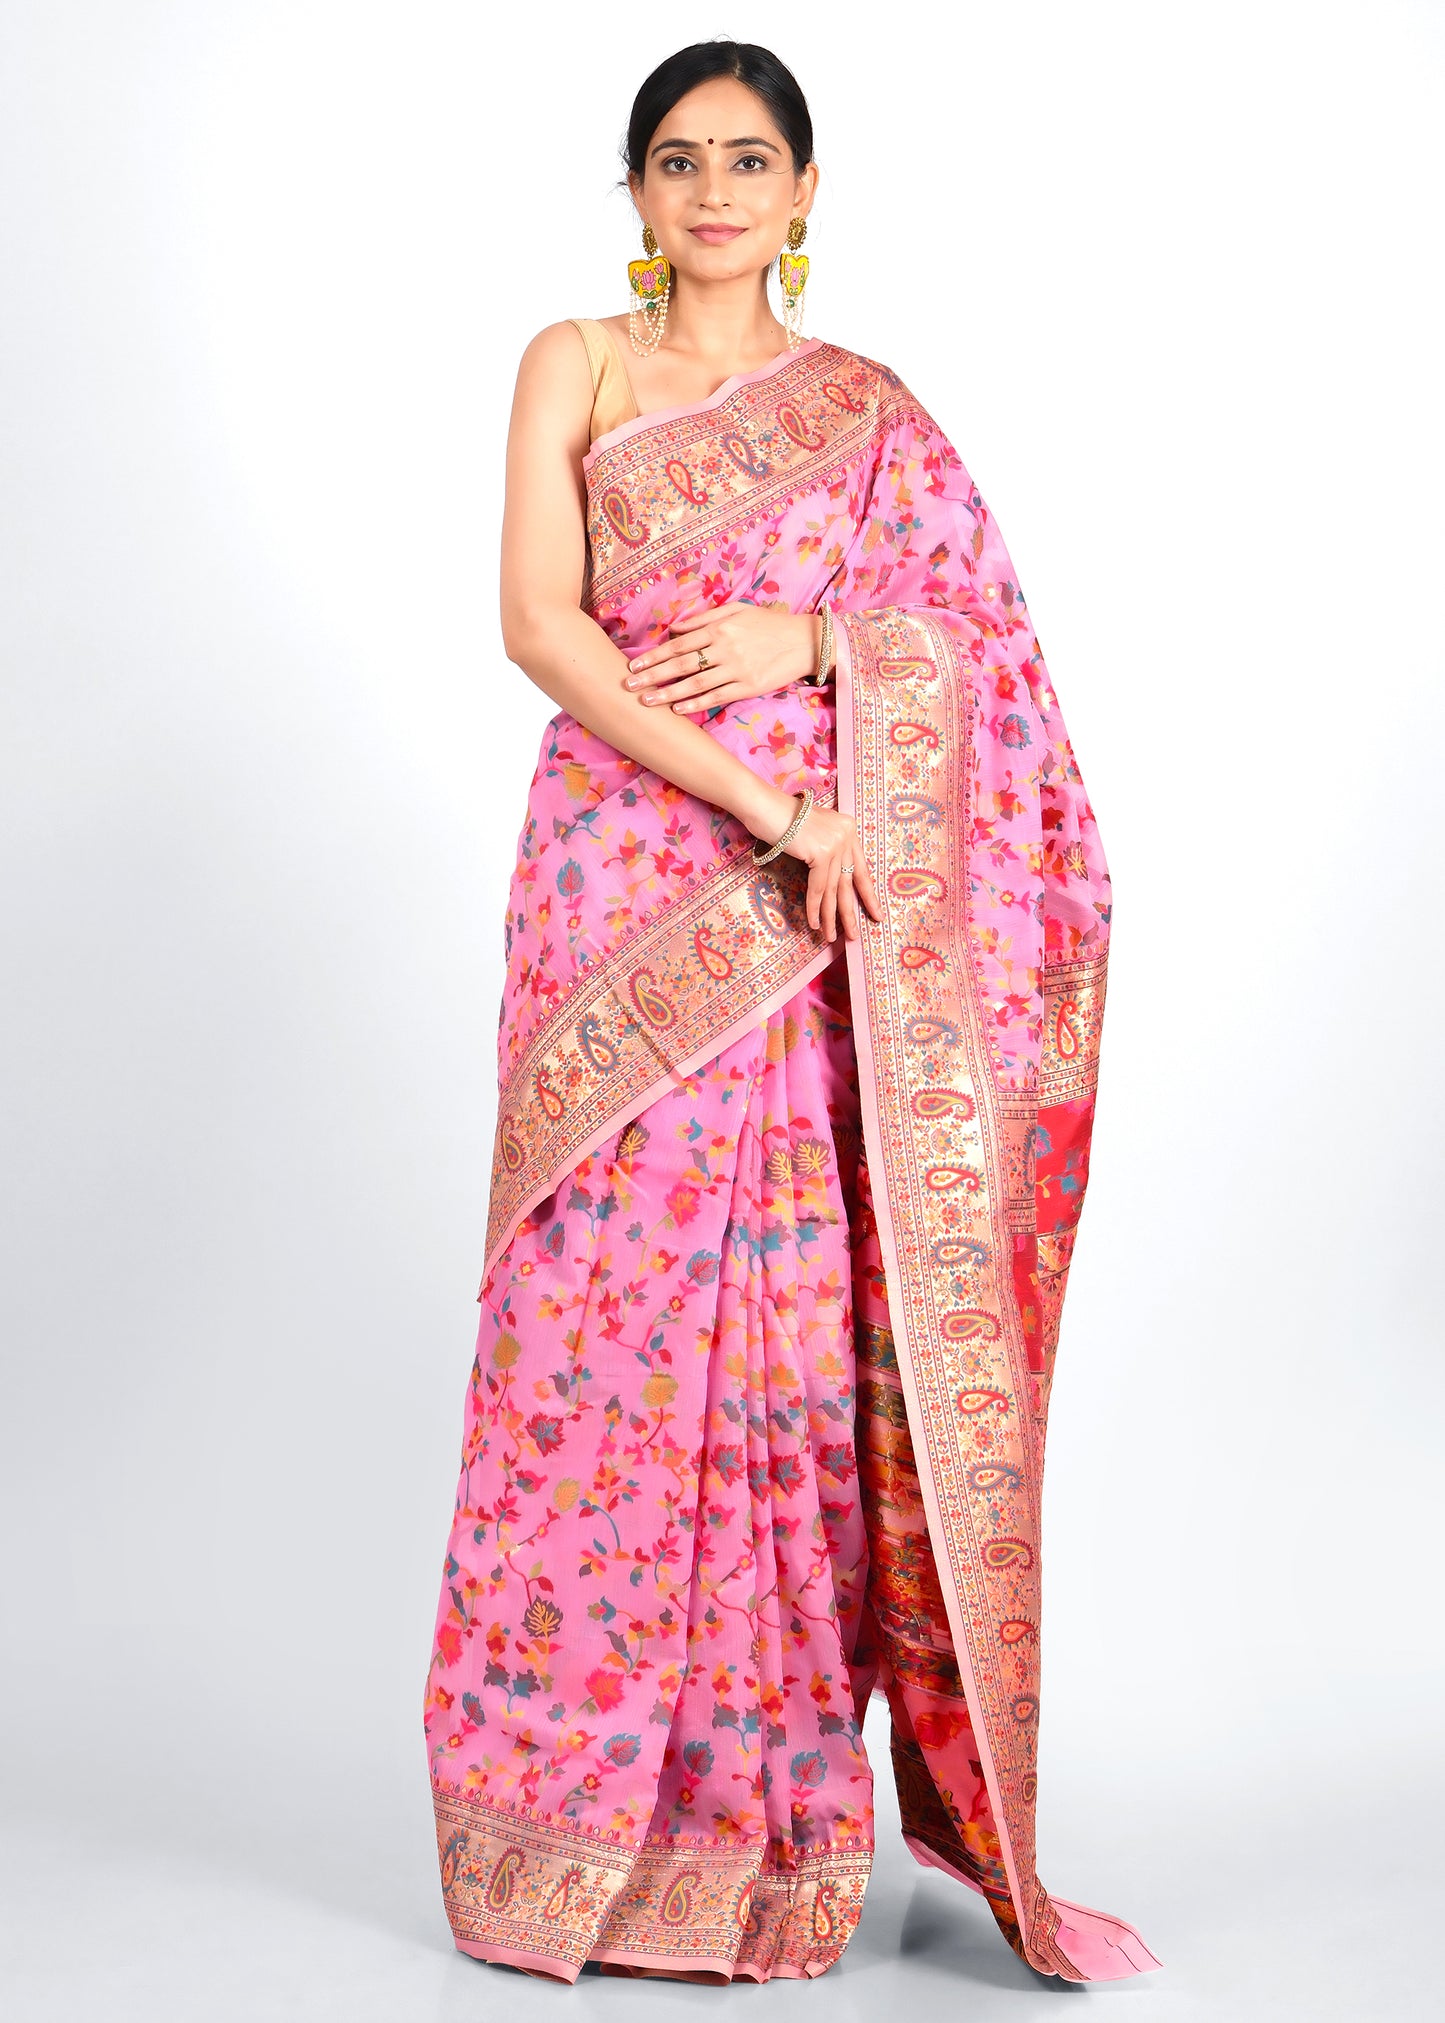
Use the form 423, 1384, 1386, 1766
423, 337, 1159, 1983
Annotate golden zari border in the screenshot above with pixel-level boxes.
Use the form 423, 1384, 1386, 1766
483, 786, 838, 1274
1041, 955, 1107, 1106
583, 344, 915, 611
433, 1785, 870, 1978
839, 607, 1053, 1964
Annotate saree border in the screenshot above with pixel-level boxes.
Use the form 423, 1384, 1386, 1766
581, 334, 825, 469
583, 341, 927, 612
481, 790, 839, 1287
434, 1783, 870, 1981
837, 609, 1052, 1964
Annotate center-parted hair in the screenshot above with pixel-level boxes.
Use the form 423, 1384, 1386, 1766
623, 40, 814, 180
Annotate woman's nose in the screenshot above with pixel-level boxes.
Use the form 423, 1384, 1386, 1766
695, 160, 731, 208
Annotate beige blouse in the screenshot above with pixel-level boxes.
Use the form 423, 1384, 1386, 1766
569, 317, 640, 445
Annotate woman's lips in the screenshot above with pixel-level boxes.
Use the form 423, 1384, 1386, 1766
690, 224, 746, 243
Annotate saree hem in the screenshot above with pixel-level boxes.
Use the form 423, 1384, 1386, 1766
434, 1781, 870, 1983
453, 1937, 580, 1982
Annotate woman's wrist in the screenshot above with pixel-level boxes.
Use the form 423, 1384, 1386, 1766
732, 774, 801, 845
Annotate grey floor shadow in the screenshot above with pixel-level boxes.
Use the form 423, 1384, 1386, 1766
897, 1875, 1080, 1994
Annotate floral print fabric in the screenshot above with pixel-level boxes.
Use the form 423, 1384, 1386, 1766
427, 336, 1158, 1984
426, 953, 875, 1978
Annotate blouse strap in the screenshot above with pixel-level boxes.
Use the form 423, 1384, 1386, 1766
569, 318, 640, 444
568, 317, 609, 395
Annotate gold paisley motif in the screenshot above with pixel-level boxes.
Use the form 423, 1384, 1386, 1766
776, 401, 824, 448
542, 1864, 585, 1919
665, 458, 708, 506
693, 925, 733, 980
943, 1309, 1001, 1342
957, 1387, 1010, 1413
486, 1846, 524, 1911
577, 1013, 619, 1072
660, 1869, 702, 1924
889, 867, 946, 901
1055, 996, 1081, 1059
877, 658, 936, 681
812, 1882, 837, 1940
890, 720, 940, 749
981, 1536, 1035, 1571
600, 489, 647, 547
912, 1086, 976, 1119
629, 968, 674, 1028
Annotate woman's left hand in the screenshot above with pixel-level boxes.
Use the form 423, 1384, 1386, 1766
622, 601, 818, 713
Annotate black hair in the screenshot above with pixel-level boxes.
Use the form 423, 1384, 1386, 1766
623, 40, 814, 180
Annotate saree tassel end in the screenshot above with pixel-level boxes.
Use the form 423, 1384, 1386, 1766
1047, 1897, 1163, 1980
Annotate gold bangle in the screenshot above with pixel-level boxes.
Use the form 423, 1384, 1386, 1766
751, 786, 815, 865
811, 604, 834, 688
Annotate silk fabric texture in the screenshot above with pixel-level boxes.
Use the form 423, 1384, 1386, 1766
423, 337, 1159, 1983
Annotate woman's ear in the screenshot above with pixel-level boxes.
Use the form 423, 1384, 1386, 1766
793, 160, 821, 220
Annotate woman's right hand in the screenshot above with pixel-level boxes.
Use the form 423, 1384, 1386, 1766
750, 791, 883, 946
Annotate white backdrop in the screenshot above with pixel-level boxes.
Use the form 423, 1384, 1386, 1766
2, 4, 1442, 2018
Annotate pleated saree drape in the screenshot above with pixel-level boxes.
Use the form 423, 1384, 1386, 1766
422, 337, 1159, 1983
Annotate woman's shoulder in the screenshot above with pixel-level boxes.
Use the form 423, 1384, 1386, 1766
505, 322, 598, 452
516, 318, 596, 370
509, 321, 598, 413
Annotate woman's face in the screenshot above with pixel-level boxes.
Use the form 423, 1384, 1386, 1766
629, 77, 817, 286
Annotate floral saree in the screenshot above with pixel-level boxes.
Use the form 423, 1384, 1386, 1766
423, 337, 1159, 1983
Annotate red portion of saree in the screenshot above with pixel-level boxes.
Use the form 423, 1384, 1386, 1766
424, 338, 1159, 1982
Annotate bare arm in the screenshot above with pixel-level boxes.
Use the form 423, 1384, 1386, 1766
498, 322, 796, 845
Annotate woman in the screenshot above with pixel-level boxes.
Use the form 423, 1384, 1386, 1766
423, 39, 1159, 1987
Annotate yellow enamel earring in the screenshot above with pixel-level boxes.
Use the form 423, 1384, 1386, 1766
627, 222, 671, 358
778, 216, 809, 350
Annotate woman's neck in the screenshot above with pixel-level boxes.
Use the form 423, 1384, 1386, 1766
657, 276, 787, 369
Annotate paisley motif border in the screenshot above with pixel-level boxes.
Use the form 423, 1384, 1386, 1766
482, 788, 838, 1284
433, 1784, 870, 1980
837, 606, 1068, 1969
596, 1836, 870, 1978
583, 342, 922, 611
435, 1788, 633, 1974
1041, 955, 1108, 1106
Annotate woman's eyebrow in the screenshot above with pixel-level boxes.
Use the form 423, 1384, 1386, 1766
648, 135, 781, 157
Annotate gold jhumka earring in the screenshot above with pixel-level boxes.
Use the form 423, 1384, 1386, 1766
627, 222, 671, 357
778, 216, 809, 350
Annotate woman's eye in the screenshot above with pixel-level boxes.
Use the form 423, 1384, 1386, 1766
734, 155, 768, 172
661, 155, 695, 174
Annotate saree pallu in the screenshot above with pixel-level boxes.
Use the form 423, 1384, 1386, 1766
423, 338, 1159, 1983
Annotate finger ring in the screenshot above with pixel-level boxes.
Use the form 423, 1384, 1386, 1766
696, 648, 710, 672
841, 863, 855, 876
